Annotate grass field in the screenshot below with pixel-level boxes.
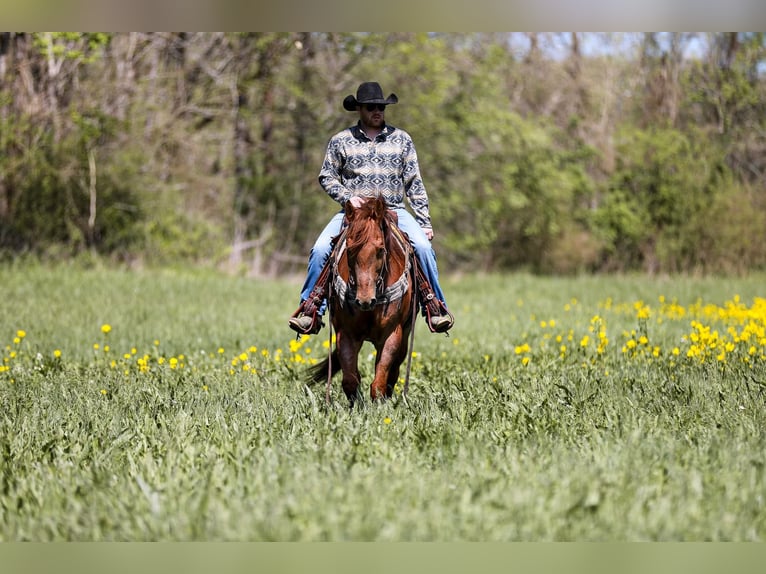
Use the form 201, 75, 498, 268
1, 262, 765, 541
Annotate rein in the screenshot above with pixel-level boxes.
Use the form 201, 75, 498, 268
325, 272, 334, 404
388, 221, 418, 399
402, 255, 418, 400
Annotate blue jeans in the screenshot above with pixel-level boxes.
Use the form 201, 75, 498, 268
299, 208, 447, 315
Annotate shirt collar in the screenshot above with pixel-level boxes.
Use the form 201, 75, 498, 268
351, 122, 394, 142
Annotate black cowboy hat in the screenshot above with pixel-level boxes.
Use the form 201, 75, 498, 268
343, 82, 398, 111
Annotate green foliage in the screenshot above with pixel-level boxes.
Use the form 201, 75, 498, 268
0, 121, 144, 258
594, 126, 728, 272
592, 188, 651, 270
32, 32, 109, 65
2, 33, 766, 274
688, 180, 766, 274
2, 267, 766, 540
142, 213, 227, 266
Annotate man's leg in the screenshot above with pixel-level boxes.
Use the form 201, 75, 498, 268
394, 209, 453, 333
289, 212, 344, 334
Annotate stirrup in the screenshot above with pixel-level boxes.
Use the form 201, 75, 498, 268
289, 296, 325, 336
423, 298, 454, 334
428, 313, 453, 333
289, 312, 324, 336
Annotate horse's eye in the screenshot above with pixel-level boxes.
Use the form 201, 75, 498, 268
377, 247, 385, 258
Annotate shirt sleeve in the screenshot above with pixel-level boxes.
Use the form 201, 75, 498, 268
318, 135, 350, 205
402, 135, 432, 229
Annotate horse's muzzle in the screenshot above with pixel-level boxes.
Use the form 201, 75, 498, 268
355, 297, 377, 311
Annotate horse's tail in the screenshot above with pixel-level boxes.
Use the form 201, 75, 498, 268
307, 348, 341, 385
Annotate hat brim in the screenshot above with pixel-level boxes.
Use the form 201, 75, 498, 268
343, 93, 398, 111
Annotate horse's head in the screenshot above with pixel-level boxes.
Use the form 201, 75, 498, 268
344, 196, 388, 311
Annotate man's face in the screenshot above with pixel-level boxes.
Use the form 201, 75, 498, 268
359, 103, 386, 129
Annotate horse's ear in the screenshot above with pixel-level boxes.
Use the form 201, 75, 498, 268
344, 200, 355, 219
373, 196, 386, 219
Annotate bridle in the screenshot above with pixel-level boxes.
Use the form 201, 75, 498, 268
345, 245, 387, 296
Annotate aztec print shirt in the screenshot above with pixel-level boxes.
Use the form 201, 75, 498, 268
318, 122, 432, 229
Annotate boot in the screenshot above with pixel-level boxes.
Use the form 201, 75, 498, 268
288, 253, 335, 336
414, 264, 454, 333
427, 307, 454, 333
289, 309, 324, 335
423, 296, 454, 333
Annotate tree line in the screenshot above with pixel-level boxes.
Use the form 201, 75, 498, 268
1, 32, 764, 275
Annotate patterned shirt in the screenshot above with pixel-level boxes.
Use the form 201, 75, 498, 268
318, 122, 432, 229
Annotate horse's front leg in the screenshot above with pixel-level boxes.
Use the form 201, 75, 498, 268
338, 334, 363, 406
371, 328, 407, 400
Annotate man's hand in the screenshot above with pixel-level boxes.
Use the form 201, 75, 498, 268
348, 196, 365, 209
424, 228, 433, 241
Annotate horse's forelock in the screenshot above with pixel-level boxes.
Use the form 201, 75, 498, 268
346, 213, 381, 256
354, 196, 385, 220
346, 197, 386, 254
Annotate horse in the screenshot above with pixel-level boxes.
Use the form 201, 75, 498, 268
308, 196, 416, 406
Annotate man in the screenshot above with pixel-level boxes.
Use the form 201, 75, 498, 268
289, 81, 453, 335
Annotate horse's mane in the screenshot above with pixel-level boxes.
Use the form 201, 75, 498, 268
345, 198, 384, 256
343, 196, 409, 273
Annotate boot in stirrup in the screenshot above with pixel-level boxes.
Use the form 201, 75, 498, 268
289, 313, 323, 335
422, 295, 454, 333
289, 300, 324, 335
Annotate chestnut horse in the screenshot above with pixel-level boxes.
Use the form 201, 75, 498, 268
309, 196, 416, 405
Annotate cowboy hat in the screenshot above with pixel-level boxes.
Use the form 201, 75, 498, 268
343, 82, 398, 111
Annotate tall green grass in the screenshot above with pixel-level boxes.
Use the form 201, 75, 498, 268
1, 263, 765, 540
